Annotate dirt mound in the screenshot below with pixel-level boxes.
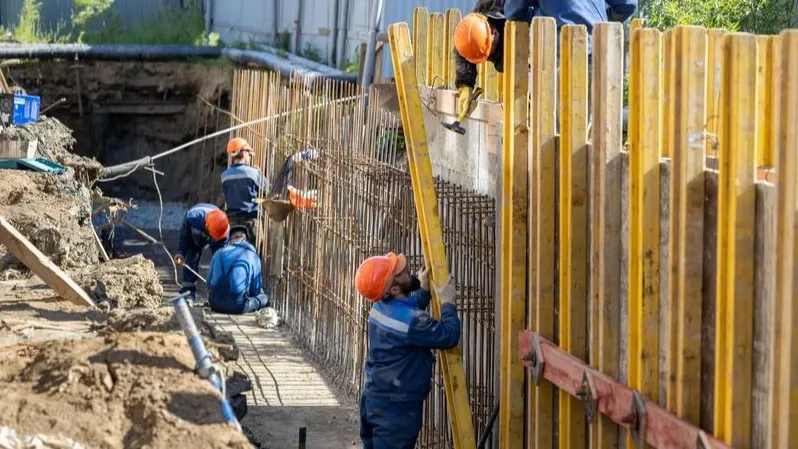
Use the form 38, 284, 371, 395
0, 117, 104, 184
0, 170, 98, 270
0, 333, 252, 449
71, 255, 163, 309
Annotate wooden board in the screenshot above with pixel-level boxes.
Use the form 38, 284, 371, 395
0, 215, 95, 308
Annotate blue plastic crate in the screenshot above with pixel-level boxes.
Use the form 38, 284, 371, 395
0, 94, 41, 126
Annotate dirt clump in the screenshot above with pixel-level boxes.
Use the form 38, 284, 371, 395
0, 170, 98, 271
70, 255, 164, 309
0, 332, 252, 449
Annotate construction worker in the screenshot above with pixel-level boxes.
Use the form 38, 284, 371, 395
355, 252, 460, 449
206, 225, 270, 315
174, 203, 230, 301
221, 137, 267, 243
452, 0, 637, 126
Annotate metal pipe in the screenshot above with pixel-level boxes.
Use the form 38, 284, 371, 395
335, 0, 351, 69
172, 293, 241, 431
294, 0, 304, 55
360, 0, 385, 87
273, 0, 280, 47
327, 0, 340, 67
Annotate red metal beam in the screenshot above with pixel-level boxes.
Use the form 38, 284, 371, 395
518, 331, 732, 449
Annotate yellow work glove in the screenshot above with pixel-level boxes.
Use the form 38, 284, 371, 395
456, 86, 473, 122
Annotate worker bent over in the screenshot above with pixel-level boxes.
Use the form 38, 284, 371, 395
206, 225, 270, 315
355, 252, 460, 449
221, 137, 267, 243
174, 203, 230, 301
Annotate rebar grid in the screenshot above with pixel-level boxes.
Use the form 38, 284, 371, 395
227, 69, 497, 448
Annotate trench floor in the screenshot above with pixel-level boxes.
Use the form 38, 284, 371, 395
115, 227, 360, 449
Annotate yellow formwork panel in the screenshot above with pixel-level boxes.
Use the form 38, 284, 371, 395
387, 22, 477, 449
589, 22, 624, 449
756, 35, 778, 167
706, 29, 726, 158
484, 63, 501, 101
772, 29, 798, 449
662, 29, 674, 159
665, 26, 707, 426
627, 26, 662, 448
413, 8, 429, 87
444, 9, 462, 89
528, 16, 557, 449
713, 33, 757, 447
427, 13, 445, 87
499, 20, 529, 449
558, 24, 589, 449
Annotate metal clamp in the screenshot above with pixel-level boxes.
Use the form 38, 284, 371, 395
524, 333, 545, 386
576, 370, 599, 424
627, 390, 647, 448
695, 430, 712, 449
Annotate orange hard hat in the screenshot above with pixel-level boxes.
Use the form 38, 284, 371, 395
205, 209, 230, 241
227, 137, 251, 154
454, 13, 493, 64
354, 252, 407, 302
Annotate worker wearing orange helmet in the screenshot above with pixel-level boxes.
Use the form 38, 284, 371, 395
355, 252, 460, 448
174, 203, 230, 301
221, 137, 267, 243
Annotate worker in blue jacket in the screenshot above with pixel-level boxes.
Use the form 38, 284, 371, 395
174, 203, 230, 301
206, 225, 270, 315
354, 252, 460, 449
221, 137, 268, 243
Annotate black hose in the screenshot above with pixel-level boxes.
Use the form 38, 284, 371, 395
477, 401, 500, 449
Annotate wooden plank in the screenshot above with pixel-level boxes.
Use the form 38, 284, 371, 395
444, 9, 462, 89
388, 22, 477, 449
412, 8, 430, 87
705, 29, 726, 159
666, 25, 707, 425
0, 215, 95, 308
498, 20, 529, 449
589, 21, 624, 448
558, 24, 589, 449
627, 26, 662, 447
427, 13, 445, 87
528, 16, 557, 449
756, 35, 777, 167
713, 33, 757, 447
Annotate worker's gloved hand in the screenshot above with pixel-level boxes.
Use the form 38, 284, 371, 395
174, 254, 184, 266
417, 266, 430, 291
457, 86, 473, 120
435, 276, 457, 307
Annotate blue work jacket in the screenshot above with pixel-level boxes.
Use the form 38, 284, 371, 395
221, 162, 268, 220
178, 203, 227, 256
207, 241, 266, 312
363, 290, 461, 402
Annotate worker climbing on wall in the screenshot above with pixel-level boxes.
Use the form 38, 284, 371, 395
206, 225, 270, 315
355, 252, 461, 449
221, 137, 267, 243
261, 149, 320, 222
449, 0, 637, 133
174, 203, 230, 301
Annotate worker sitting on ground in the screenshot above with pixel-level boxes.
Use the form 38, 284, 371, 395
221, 137, 267, 243
174, 203, 230, 301
206, 225, 270, 315
355, 252, 460, 449
452, 0, 636, 124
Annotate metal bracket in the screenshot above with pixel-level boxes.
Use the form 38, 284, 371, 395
695, 430, 712, 449
576, 370, 599, 424
629, 390, 648, 448
528, 333, 545, 386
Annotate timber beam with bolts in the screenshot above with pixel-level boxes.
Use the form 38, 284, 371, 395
518, 331, 731, 449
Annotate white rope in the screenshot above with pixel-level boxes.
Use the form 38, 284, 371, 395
151, 164, 180, 288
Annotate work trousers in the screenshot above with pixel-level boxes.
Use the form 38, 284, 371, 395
360, 395, 424, 449
179, 244, 203, 299
504, 0, 534, 21
209, 292, 270, 315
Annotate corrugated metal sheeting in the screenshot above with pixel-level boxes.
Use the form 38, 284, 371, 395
0, 0, 184, 30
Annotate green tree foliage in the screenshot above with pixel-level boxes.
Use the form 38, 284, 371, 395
638, 0, 796, 34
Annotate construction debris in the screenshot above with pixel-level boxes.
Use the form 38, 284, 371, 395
70, 255, 163, 309
0, 215, 95, 307
0, 333, 252, 449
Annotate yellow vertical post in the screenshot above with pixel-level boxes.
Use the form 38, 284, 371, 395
478, 62, 487, 91
427, 13, 445, 87
756, 35, 777, 167
589, 21, 624, 449
499, 20, 529, 449
388, 22, 477, 449
771, 29, 798, 449
413, 8, 429, 87
705, 29, 726, 159
661, 29, 674, 159
558, 24, 589, 449
713, 33, 757, 447
528, 16, 557, 449
485, 64, 501, 101
666, 25, 706, 425
444, 9, 462, 89
627, 27, 662, 446
630, 17, 646, 33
